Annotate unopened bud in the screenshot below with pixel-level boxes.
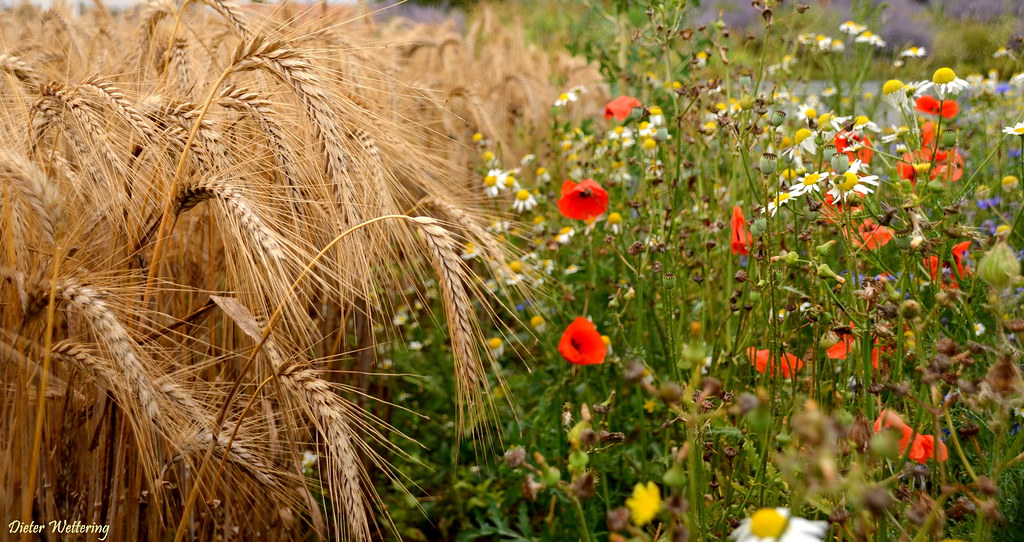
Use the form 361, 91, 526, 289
899, 300, 921, 319
977, 239, 1021, 290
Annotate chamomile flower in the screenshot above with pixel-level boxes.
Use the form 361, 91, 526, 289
881, 80, 909, 109
607, 211, 624, 234
301, 450, 318, 471
975, 322, 986, 336
790, 128, 817, 154
905, 80, 935, 97
564, 264, 581, 275
535, 166, 551, 184
1002, 122, 1024, 136
932, 67, 970, 97
461, 242, 479, 260
408, 340, 424, 351
529, 315, 546, 332
695, 51, 709, 67
994, 47, 1010, 59
839, 21, 866, 35
512, 189, 538, 213
729, 508, 828, 542
827, 160, 880, 203
392, 312, 409, 326
899, 46, 926, 58
482, 175, 500, 197
855, 31, 886, 48
648, 106, 665, 126
765, 192, 793, 216
799, 104, 818, 121
487, 337, 504, 357
553, 90, 578, 107
555, 226, 575, 244
852, 115, 880, 133
789, 171, 829, 197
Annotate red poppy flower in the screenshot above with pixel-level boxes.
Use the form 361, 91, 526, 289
923, 241, 971, 289
746, 347, 803, 378
908, 434, 949, 464
853, 218, 893, 250
824, 322, 882, 369
730, 206, 753, 255
557, 179, 609, 221
558, 317, 606, 365
834, 131, 874, 164
914, 95, 959, 118
604, 95, 643, 121
874, 410, 914, 451
897, 148, 964, 185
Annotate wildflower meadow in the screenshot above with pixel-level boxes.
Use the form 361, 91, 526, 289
2, 0, 1024, 541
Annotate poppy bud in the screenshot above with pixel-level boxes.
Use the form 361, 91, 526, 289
659, 382, 683, 404
750, 217, 767, 237
831, 152, 850, 173
977, 239, 1021, 290
926, 179, 945, 193
941, 129, 957, 148
817, 263, 845, 283
771, 110, 786, 127
819, 330, 840, 349
815, 239, 837, 256
759, 153, 778, 175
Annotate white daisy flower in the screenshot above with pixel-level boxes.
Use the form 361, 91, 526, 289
461, 242, 479, 260
648, 106, 665, 126
932, 67, 970, 97
555, 226, 575, 244
852, 115, 880, 133
553, 90, 578, 107
789, 171, 830, 197
535, 166, 551, 184
563, 264, 581, 275
881, 79, 909, 109
1002, 122, 1024, 136
301, 451, 318, 470
839, 21, 866, 35
408, 341, 424, 351
765, 192, 793, 216
855, 31, 885, 48
730, 508, 828, 542
975, 322, 986, 336
904, 80, 934, 97
827, 160, 880, 203
512, 189, 538, 213
487, 337, 504, 358
392, 312, 409, 326
483, 174, 500, 197
994, 47, 1010, 58
899, 46, 926, 58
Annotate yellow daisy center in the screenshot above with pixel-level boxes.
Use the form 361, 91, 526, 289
855, 115, 870, 127
804, 107, 817, 119
608, 212, 623, 225
750, 508, 788, 538
643, 138, 657, 151
488, 337, 503, 349
530, 315, 544, 328
803, 173, 821, 186
1002, 175, 1020, 186
1014, 127, 1024, 134
839, 171, 860, 192
649, 106, 663, 115
515, 190, 530, 201
996, 225, 1011, 235
484, 176, 497, 187
882, 79, 904, 95
558, 93, 569, 101
933, 67, 956, 85
508, 260, 523, 273
794, 128, 813, 144
774, 193, 791, 205
536, 167, 547, 175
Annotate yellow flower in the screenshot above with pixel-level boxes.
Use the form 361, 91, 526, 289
749, 508, 788, 538
529, 315, 545, 328
642, 138, 657, 151
487, 337, 503, 349
625, 482, 662, 526
481, 151, 495, 162
508, 260, 523, 273
643, 399, 656, 413
933, 67, 956, 85
472, 132, 483, 142
882, 79, 904, 95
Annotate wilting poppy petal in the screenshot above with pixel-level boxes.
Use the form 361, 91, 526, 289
559, 317, 607, 365
604, 95, 643, 121
730, 206, 753, 255
909, 434, 949, 464
557, 178, 609, 221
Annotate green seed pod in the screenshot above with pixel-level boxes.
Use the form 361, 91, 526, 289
941, 129, 957, 148
926, 179, 945, 193
662, 465, 687, 488
819, 330, 840, 349
750, 217, 767, 237
815, 239, 837, 256
977, 239, 1021, 290
822, 144, 837, 163
739, 95, 755, 110
771, 110, 787, 127
759, 153, 778, 175
568, 450, 589, 473
831, 152, 850, 173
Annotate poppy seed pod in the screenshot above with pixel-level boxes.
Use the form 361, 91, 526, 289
759, 153, 778, 175
822, 144, 837, 162
771, 110, 786, 127
977, 239, 1021, 290
941, 129, 958, 148
831, 152, 850, 173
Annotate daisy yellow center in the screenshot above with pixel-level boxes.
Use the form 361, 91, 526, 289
1002, 175, 1020, 186
558, 93, 569, 101
817, 112, 833, 126
750, 509, 788, 538
855, 115, 870, 127
601, 335, 611, 346
794, 128, 812, 144
643, 138, 657, 150
488, 337, 503, 349
608, 212, 623, 225
614, 126, 624, 135
804, 107, 817, 119
505, 176, 517, 186
649, 106, 662, 115
508, 261, 523, 273
815, 35, 826, 43
482, 151, 494, 161
781, 169, 797, 181
472, 132, 483, 141
515, 190, 530, 201
862, 31, 873, 38
933, 67, 956, 85
882, 79, 904, 95
532, 216, 544, 225
1014, 127, 1024, 134
530, 315, 544, 327
996, 225, 1011, 235
774, 193, 791, 205
839, 171, 860, 191
536, 167, 547, 175
697, 52, 708, 59
484, 176, 497, 187
559, 227, 572, 235
803, 173, 821, 186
